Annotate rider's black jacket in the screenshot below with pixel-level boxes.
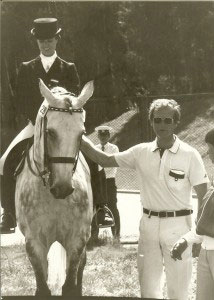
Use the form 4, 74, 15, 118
15, 56, 80, 129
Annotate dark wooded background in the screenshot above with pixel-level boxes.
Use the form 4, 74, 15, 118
1, 1, 214, 152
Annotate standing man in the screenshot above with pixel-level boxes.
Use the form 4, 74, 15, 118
80, 98, 208, 299
95, 125, 120, 239
0, 17, 112, 234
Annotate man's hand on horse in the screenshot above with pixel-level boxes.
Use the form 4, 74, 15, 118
170, 238, 188, 261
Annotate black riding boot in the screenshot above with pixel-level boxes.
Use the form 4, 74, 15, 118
0, 172, 16, 234
0, 140, 28, 234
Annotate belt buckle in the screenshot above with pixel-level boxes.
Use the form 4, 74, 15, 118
159, 211, 167, 218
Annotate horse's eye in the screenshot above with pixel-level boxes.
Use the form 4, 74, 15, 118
47, 129, 57, 139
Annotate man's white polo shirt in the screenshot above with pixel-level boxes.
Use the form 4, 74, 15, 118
114, 136, 209, 211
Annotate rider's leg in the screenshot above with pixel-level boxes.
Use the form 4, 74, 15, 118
1, 149, 17, 233
0, 140, 28, 234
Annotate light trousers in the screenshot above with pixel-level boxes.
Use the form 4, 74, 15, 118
137, 214, 192, 299
196, 248, 214, 300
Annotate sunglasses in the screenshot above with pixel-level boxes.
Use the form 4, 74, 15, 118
153, 117, 174, 124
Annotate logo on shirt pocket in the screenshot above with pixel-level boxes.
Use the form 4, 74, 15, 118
168, 169, 186, 192
169, 169, 185, 181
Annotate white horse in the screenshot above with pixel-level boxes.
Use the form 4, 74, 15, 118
15, 79, 94, 296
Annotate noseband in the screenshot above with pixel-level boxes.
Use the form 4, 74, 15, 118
28, 104, 84, 187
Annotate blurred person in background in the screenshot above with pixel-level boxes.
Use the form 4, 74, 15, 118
95, 125, 120, 240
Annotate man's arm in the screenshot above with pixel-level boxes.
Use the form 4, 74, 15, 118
194, 183, 208, 208
81, 135, 119, 168
191, 183, 207, 258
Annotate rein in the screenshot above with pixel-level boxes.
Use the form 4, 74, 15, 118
28, 104, 84, 187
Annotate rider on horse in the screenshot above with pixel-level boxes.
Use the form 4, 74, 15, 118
0, 18, 114, 234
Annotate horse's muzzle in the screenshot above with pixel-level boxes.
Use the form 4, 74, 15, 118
50, 183, 74, 199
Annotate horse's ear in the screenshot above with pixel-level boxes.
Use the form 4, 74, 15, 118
39, 79, 56, 104
76, 81, 94, 108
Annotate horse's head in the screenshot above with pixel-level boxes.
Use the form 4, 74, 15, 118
34, 79, 94, 199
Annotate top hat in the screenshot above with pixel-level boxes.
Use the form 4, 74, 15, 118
31, 18, 62, 39
95, 125, 113, 134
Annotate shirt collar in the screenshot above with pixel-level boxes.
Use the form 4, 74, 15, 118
151, 135, 180, 153
40, 51, 57, 63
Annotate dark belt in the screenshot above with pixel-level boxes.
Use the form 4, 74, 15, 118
143, 208, 193, 218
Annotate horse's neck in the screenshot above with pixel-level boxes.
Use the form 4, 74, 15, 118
78, 152, 90, 176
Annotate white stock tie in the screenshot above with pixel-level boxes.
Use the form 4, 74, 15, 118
45, 64, 51, 72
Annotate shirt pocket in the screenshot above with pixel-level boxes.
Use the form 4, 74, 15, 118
167, 168, 188, 191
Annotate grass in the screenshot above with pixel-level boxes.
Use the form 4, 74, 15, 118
84, 243, 140, 297
1, 238, 198, 299
1, 244, 35, 295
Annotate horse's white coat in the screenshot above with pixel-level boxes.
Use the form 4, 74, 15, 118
15, 81, 94, 294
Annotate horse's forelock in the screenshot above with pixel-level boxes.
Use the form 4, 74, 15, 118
64, 97, 73, 108
50, 86, 77, 108
51, 86, 67, 94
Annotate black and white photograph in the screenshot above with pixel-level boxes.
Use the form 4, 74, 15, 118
1, 1, 214, 299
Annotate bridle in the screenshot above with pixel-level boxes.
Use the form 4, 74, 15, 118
27, 103, 84, 187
